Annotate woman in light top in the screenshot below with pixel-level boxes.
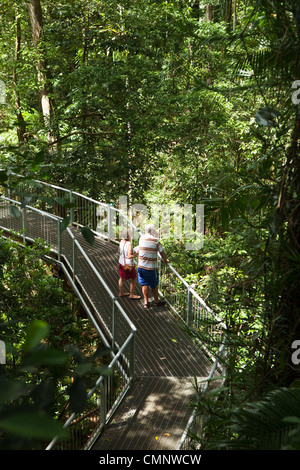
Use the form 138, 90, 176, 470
118, 230, 141, 299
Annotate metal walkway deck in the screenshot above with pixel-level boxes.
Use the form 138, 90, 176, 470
0, 176, 225, 450
76, 230, 212, 450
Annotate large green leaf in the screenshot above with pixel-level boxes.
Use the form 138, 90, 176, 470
9, 205, 21, 219
80, 226, 95, 246
59, 216, 70, 233
0, 377, 29, 405
0, 409, 67, 439
69, 378, 88, 414
54, 196, 67, 206
227, 386, 300, 450
22, 347, 67, 368
22, 320, 50, 354
255, 107, 280, 127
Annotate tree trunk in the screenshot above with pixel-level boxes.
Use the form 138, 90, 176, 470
206, 4, 213, 85
13, 13, 27, 143
206, 4, 212, 22
27, 0, 54, 144
224, 0, 232, 29
233, 0, 237, 31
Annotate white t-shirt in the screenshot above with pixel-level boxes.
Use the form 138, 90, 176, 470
136, 234, 164, 270
119, 240, 133, 266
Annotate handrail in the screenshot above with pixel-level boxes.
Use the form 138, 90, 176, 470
1, 171, 224, 323
2, 171, 142, 242
0, 194, 137, 342
46, 329, 136, 450
176, 340, 226, 450
1, 171, 226, 358
0, 195, 58, 221
0, 171, 227, 449
0, 194, 135, 332
0, 193, 136, 450
158, 252, 226, 329
70, 229, 136, 333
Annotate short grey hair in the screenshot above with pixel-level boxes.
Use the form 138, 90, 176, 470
120, 228, 132, 239
145, 223, 155, 234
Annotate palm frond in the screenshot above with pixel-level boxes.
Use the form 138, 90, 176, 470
226, 386, 300, 449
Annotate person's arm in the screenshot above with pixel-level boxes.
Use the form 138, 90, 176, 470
127, 243, 138, 259
160, 250, 169, 263
157, 239, 169, 263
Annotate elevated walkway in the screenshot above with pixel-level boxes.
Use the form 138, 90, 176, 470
76, 230, 212, 450
0, 174, 226, 450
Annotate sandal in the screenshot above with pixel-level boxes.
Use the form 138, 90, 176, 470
130, 295, 141, 300
153, 300, 165, 307
144, 303, 149, 308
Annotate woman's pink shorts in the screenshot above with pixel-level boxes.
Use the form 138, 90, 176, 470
118, 263, 137, 280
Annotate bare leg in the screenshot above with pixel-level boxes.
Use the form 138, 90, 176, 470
119, 277, 129, 296
152, 285, 165, 306
130, 278, 141, 299
151, 286, 159, 303
142, 285, 149, 305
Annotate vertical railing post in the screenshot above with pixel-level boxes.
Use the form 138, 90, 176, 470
112, 297, 117, 349
129, 332, 135, 379
87, 198, 90, 227
57, 219, 61, 261
22, 205, 26, 244
70, 191, 74, 226
107, 204, 111, 242
100, 378, 107, 430
73, 238, 76, 280
158, 257, 161, 291
7, 175, 11, 199
187, 287, 192, 327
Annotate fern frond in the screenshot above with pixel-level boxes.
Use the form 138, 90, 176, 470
227, 386, 300, 449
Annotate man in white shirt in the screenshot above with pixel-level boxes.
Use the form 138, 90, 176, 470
134, 224, 169, 308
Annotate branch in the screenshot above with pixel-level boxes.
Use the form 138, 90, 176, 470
48, 130, 115, 146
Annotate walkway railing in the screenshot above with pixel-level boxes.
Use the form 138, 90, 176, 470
157, 258, 226, 449
158, 258, 226, 362
5, 172, 141, 243
0, 193, 136, 450
0, 171, 227, 449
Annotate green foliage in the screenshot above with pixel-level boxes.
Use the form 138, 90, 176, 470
1, 0, 300, 451
0, 319, 109, 449
0, 237, 78, 352
195, 383, 300, 450
228, 385, 300, 450
0, 236, 108, 449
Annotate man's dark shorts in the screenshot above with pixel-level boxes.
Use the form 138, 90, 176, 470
137, 268, 159, 289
